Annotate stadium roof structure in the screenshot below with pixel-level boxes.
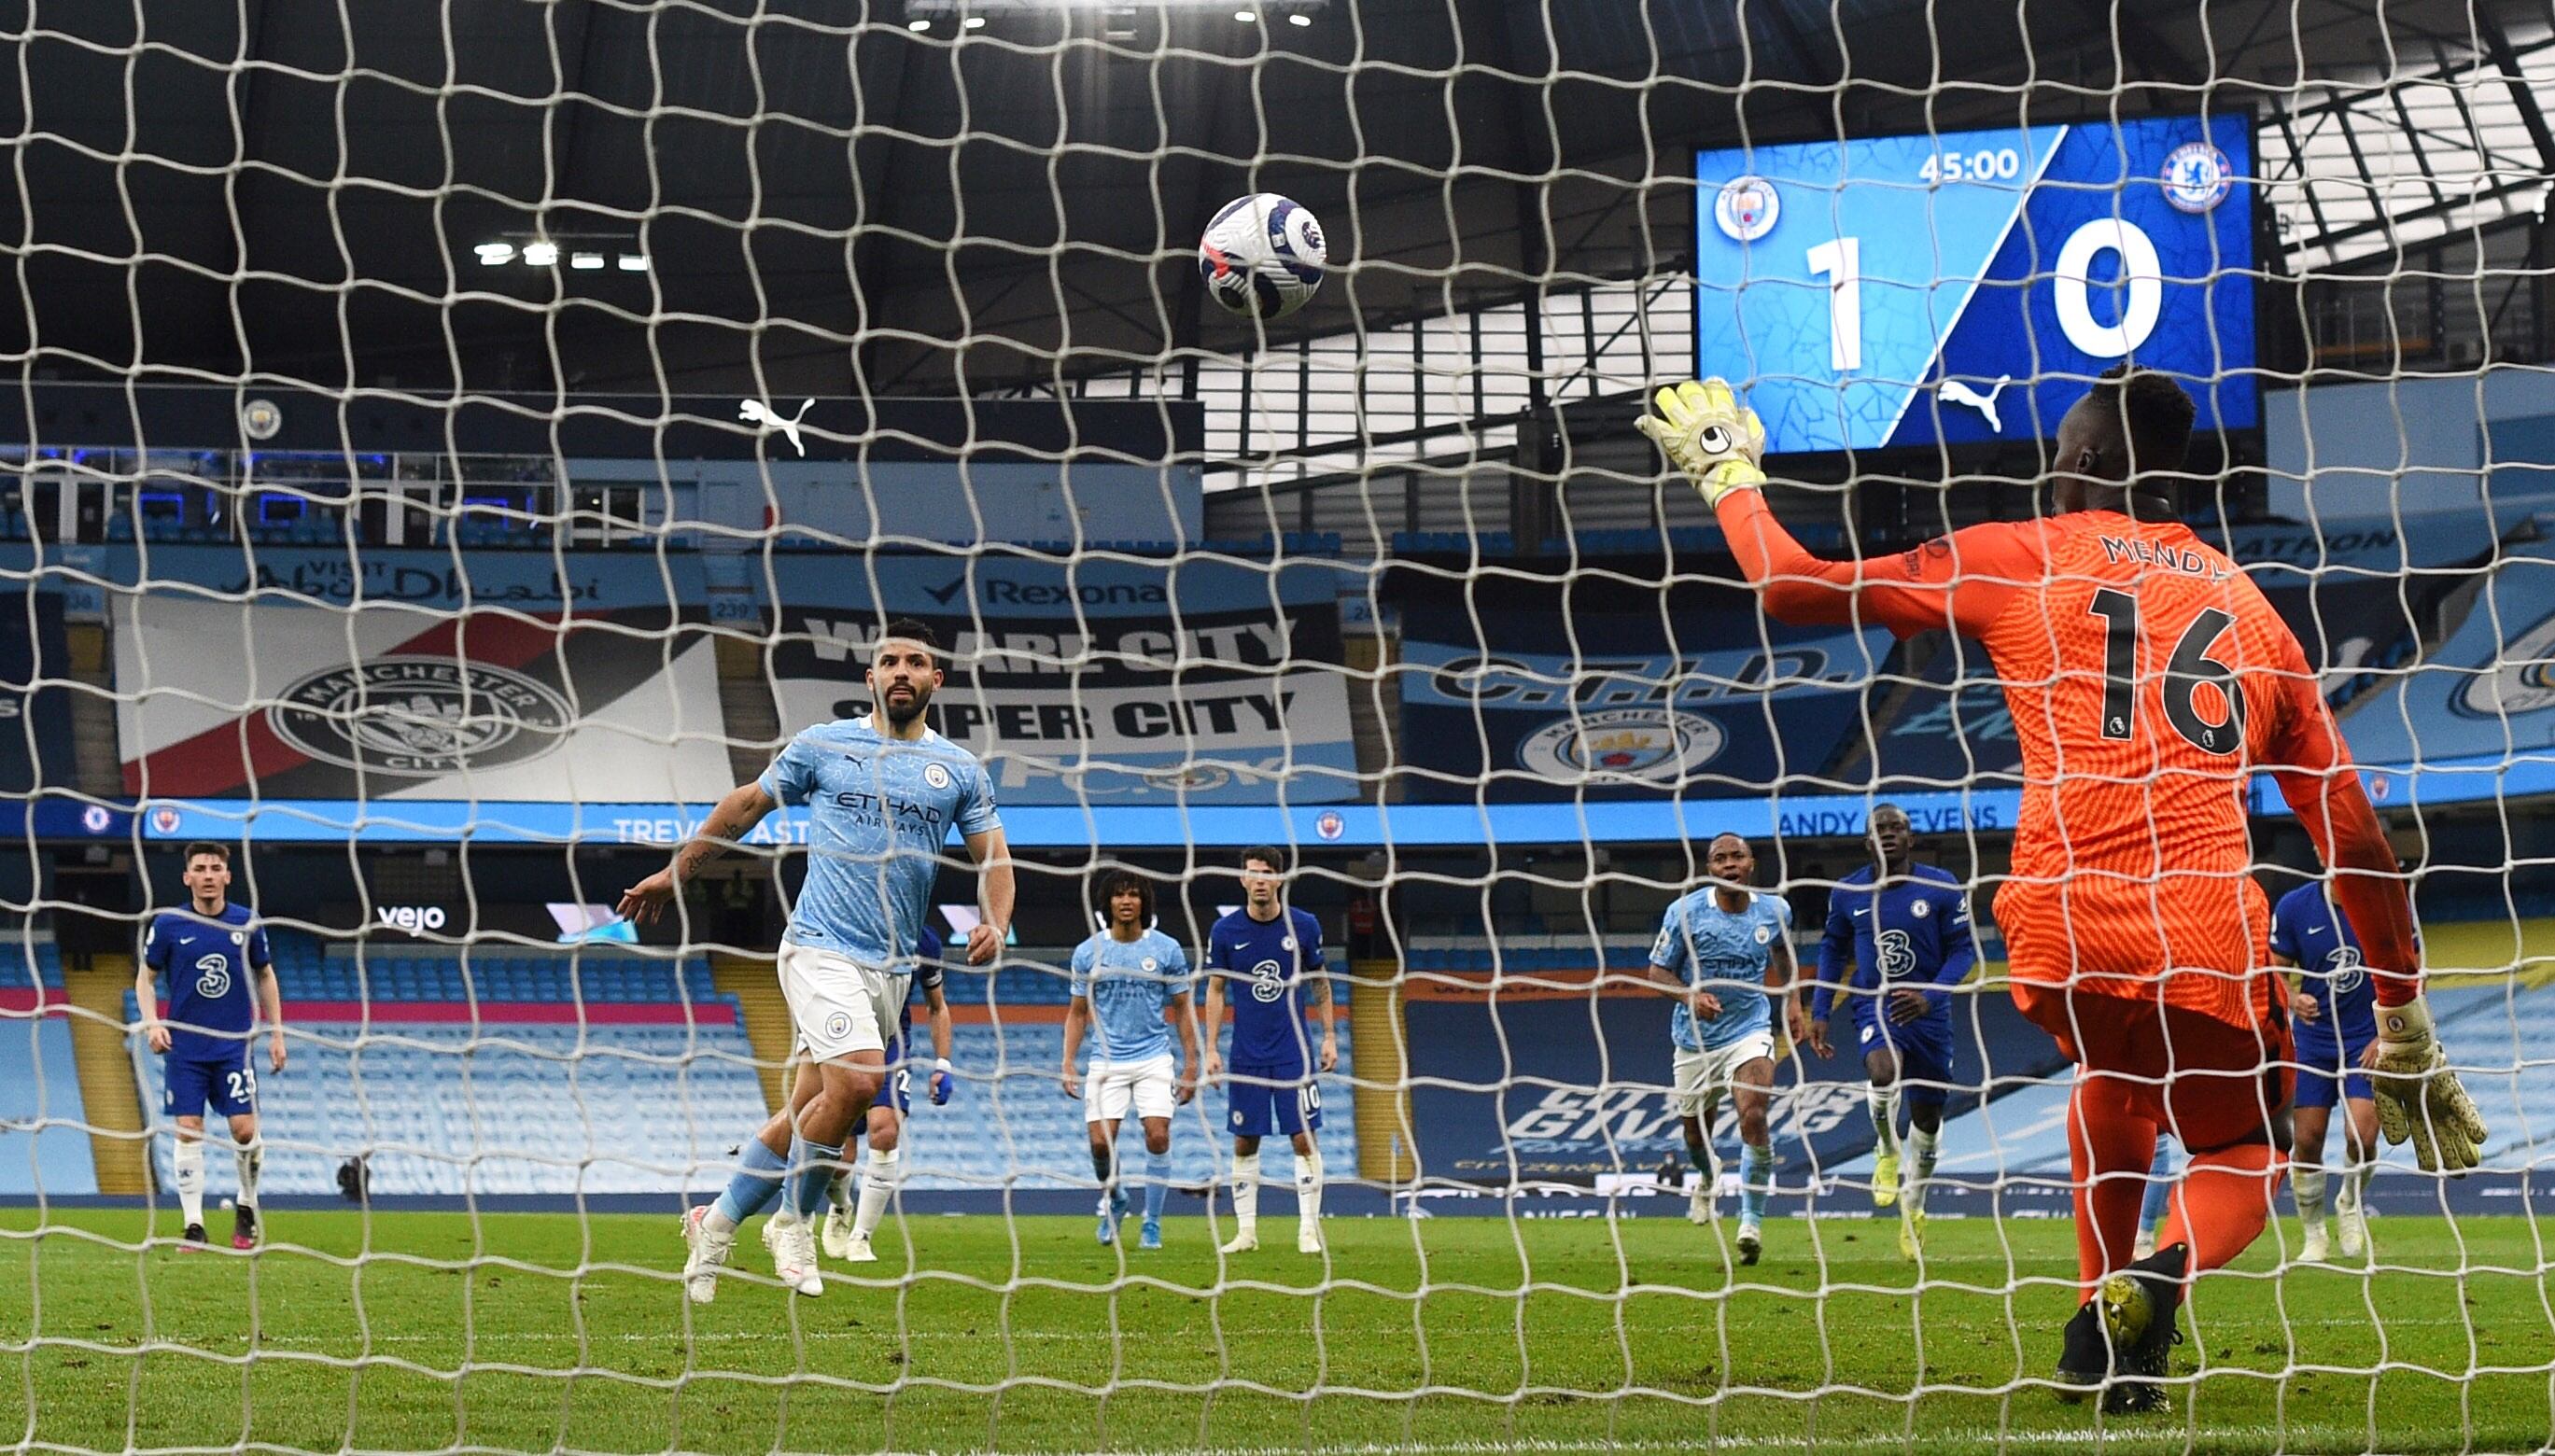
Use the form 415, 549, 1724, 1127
0, 0, 2547, 401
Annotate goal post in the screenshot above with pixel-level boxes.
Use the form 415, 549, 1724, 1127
0, 3, 2548, 1454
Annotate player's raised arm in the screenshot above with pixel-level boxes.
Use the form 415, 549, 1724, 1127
617, 777, 781, 926
136, 918, 171, 1055
1060, 941, 1092, 1100
1808, 891, 1851, 1057
2260, 640, 2485, 1172
920, 965, 956, 1105
250, 922, 285, 1073
2267, 912, 2319, 1024
1167, 945, 1200, 1106
962, 825, 1015, 966
1640, 378, 2048, 639
1932, 891, 1978, 990
1200, 956, 1228, 1085
1645, 908, 1718, 1021
1308, 920, 1339, 1075
1763, 903, 1808, 1049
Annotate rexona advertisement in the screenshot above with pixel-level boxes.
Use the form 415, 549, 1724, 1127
114, 596, 735, 803
765, 556, 1359, 805
1397, 609, 1893, 801
1694, 113, 2256, 454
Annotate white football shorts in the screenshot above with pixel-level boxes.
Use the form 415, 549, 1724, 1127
1669, 1030, 1777, 1117
1084, 1052, 1178, 1125
777, 939, 909, 1064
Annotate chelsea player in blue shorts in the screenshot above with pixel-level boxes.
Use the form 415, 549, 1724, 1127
1645, 833, 1805, 1267
1061, 870, 1200, 1251
137, 842, 285, 1250
1805, 804, 1975, 1259
2271, 877, 2383, 1263
819, 926, 957, 1263
1200, 845, 1337, 1256
622, 620, 1013, 1302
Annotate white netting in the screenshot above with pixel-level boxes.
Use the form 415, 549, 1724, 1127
0, 3, 2549, 1453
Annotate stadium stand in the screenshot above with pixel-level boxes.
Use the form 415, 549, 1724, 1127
125, 943, 1354, 1197
0, 1007, 95, 1197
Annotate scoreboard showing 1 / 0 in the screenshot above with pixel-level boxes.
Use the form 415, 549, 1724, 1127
1692, 115, 2256, 456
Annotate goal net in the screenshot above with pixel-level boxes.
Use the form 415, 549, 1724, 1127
1, 1, 2551, 1452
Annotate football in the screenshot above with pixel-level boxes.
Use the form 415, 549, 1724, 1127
1199, 193, 1327, 319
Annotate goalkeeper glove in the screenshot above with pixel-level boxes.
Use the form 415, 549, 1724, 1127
930, 1058, 956, 1106
1636, 377, 1768, 506
2363, 995, 2488, 1174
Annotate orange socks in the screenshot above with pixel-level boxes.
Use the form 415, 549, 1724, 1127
2157, 1141, 2283, 1274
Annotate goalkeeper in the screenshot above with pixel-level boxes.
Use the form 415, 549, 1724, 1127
1642, 371, 2485, 1413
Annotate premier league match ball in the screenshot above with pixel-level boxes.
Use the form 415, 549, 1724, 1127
1200, 193, 1327, 320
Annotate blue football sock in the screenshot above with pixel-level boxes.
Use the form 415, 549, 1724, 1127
1740, 1143, 1775, 1225
712, 1138, 790, 1226
1144, 1153, 1172, 1221
2140, 1139, 2175, 1231
787, 1136, 844, 1219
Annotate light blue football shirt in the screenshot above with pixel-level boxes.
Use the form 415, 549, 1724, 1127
1649, 888, 1792, 1053
1070, 928, 1192, 1063
759, 717, 1000, 965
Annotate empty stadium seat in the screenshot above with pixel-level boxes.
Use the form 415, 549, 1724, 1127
133, 1014, 1358, 1197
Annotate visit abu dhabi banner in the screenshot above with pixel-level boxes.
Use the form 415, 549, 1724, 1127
763, 555, 1359, 805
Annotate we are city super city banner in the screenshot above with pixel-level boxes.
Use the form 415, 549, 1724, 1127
764, 555, 1359, 805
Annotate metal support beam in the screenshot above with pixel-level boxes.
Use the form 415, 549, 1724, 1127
2476, 9, 2555, 175
849, 14, 922, 394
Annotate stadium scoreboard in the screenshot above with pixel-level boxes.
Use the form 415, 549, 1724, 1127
1694, 114, 2257, 455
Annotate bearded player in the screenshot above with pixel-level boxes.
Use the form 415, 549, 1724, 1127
1643, 370, 2484, 1412
819, 924, 958, 1264
622, 620, 1013, 1302
1806, 803, 1974, 1260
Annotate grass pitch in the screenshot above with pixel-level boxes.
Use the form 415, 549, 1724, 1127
1, 1207, 2548, 1454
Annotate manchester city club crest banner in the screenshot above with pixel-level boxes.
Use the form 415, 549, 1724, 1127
112, 595, 735, 802
1395, 597, 1895, 803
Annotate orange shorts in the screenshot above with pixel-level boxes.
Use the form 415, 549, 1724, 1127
2011, 982, 2294, 1153
1994, 872, 2278, 1028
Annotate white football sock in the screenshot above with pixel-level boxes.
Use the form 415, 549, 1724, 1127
851, 1146, 900, 1239
827, 1170, 853, 1212
233, 1139, 262, 1211
1905, 1125, 1940, 1216
1295, 1149, 1324, 1227
1868, 1085, 1900, 1155
1231, 1151, 1261, 1232
173, 1138, 205, 1228
2295, 1165, 2328, 1228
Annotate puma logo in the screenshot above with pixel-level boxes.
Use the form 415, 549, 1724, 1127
1938, 374, 2011, 434
738, 398, 815, 455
